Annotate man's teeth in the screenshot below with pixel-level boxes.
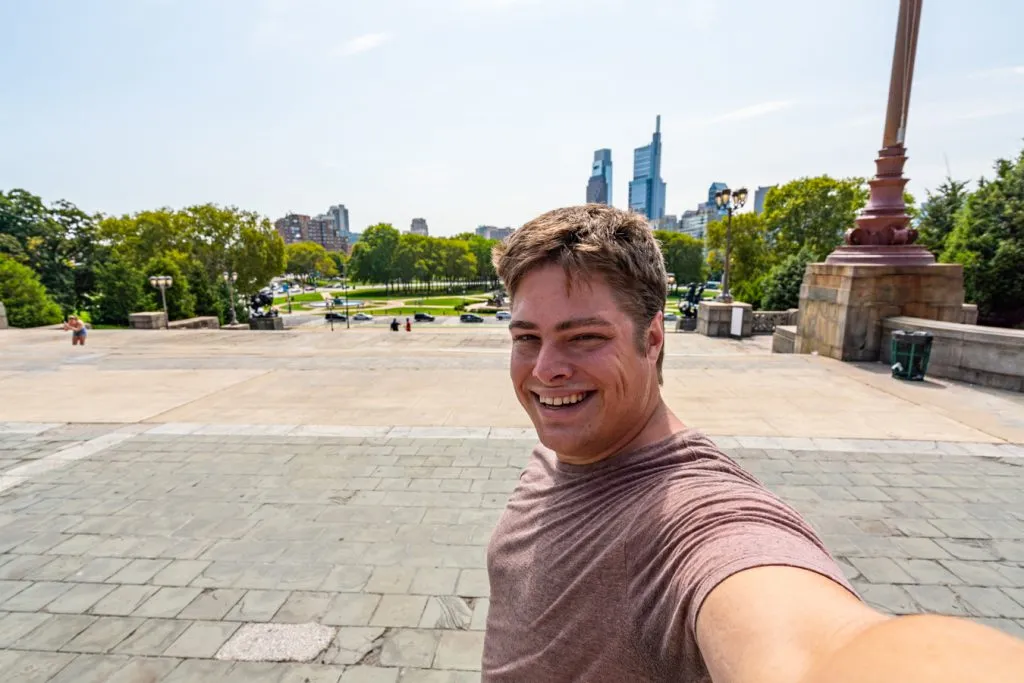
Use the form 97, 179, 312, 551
538, 392, 587, 407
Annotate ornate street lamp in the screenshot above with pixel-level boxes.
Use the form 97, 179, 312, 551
223, 271, 239, 325
148, 275, 173, 327
713, 186, 748, 303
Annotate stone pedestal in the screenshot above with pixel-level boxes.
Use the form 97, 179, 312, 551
697, 301, 753, 338
0, 302, 7, 329
249, 316, 284, 331
129, 311, 167, 329
795, 262, 964, 361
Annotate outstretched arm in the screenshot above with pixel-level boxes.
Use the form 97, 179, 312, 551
696, 565, 1024, 683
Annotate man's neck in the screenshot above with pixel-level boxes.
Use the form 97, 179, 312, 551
556, 398, 686, 467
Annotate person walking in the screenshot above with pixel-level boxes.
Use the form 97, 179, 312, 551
405, 318, 412, 332
483, 204, 1024, 682
390, 318, 399, 332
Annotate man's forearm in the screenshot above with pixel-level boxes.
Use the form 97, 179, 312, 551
802, 613, 1024, 683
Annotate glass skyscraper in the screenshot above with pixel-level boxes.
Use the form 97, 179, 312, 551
628, 116, 666, 220
586, 149, 613, 205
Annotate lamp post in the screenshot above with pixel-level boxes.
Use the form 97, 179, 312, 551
148, 275, 173, 327
713, 186, 748, 304
223, 271, 239, 325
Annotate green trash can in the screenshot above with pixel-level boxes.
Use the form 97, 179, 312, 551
890, 330, 933, 381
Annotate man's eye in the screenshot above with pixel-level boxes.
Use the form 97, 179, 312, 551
572, 334, 605, 342
512, 335, 539, 343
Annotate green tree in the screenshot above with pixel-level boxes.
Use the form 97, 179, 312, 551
761, 249, 814, 311
285, 242, 330, 284
655, 231, 704, 291
144, 253, 195, 321
1, 189, 100, 314
456, 233, 500, 286
918, 177, 970, 258
705, 213, 772, 300
0, 254, 64, 327
943, 147, 1024, 327
438, 239, 476, 288
89, 254, 152, 326
762, 176, 870, 261
349, 224, 400, 290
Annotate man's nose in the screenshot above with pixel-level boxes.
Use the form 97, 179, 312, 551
532, 343, 572, 384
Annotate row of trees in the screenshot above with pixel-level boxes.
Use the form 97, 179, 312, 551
702, 145, 1023, 327
0, 190, 285, 327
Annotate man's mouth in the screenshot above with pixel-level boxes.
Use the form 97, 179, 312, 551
533, 391, 593, 409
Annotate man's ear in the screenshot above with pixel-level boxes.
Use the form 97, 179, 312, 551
647, 311, 665, 362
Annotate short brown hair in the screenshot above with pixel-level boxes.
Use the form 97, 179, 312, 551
493, 204, 668, 383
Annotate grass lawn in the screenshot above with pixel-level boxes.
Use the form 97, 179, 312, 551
403, 296, 487, 307
354, 306, 464, 317
346, 287, 492, 300
273, 292, 326, 304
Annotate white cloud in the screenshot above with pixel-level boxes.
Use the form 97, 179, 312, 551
713, 100, 794, 123
339, 32, 393, 56
971, 65, 1024, 78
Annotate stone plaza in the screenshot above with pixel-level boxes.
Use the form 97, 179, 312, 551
0, 325, 1023, 681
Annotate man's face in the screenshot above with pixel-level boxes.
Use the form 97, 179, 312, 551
508, 263, 664, 463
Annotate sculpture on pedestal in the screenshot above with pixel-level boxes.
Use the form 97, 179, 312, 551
827, 0, 934, 266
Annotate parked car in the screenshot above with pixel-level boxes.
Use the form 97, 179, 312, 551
414, 312, 436, 322
495, 311, 511, 321
325, 312, 347, 321
353, 313, 374, 321
460, 313, 484, 323
664, 312, 679, 321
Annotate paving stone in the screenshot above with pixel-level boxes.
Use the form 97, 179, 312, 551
112, 618, 191, 656
161, 658, 236, 682
0, 610, 52, 646
47, 651, 131, 683
411, 568, 460, 596
107, 558, 172, 585
953, 586, 1024, 619
328, 626, 386, 665
366, 566, 417, 593
470, 599, 488, 631
433, 630, 485, 671
904, 584, 974, 617
890, 537, 952, 560
936, 538, 1000, 561
223, 661, 291, 682
225, 589, 290, 622
176, 587, 244, 620
91, 584, 159, 616
398, 670, 481, 683
61, 616, 146, 654
73, 557, 133, 582
320, 564, 373, 592
277, 591, 335, 623
341, 666, 400, 683
847, 557, 914, 584
2, 580, 74, 611
455, 570, 489, 598
133, 586, 203, 618
939, 560, 1011, 587
893, 559, 961, 585
0, 650, 77, 682
104, 656, 181, 683
163, 620, 239, 658
854, 582, 919, 615
324, 592, 383, 626
0, 578, 30, 603
379, 628, 440, 668
278, 663, 347, 683
151, 559, 210, 586
972, 618, 1024, 640
13, 614, 96, 650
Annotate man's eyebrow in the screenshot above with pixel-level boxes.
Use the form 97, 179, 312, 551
508, 317, 614, 332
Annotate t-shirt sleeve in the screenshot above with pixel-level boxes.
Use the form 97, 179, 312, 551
625, 442, 857, 674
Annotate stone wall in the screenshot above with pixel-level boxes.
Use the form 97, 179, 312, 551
168, 316, 220, 330
881, 316, 1024, 392
0, 302, 7, 329
796, 263, 964, 361
772, 325, 797, 353
129, 312, 167, 330
697, 301, 752, 337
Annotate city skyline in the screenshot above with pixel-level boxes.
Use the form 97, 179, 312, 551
1, 1, 1022, 237
629, 116, 667, 221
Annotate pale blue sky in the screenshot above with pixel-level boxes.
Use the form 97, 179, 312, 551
1, 0, 1021, 236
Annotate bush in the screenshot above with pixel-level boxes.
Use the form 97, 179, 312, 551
0, 254, 64, 327
761, 250, 813, 311
732, 277, 765, 310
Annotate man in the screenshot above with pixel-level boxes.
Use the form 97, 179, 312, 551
483, 205, 1024, 682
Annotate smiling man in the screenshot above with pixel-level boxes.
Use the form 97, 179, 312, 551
482, 205, 1024, 682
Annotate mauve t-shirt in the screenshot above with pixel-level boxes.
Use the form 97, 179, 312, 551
483, 429, 855, 682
